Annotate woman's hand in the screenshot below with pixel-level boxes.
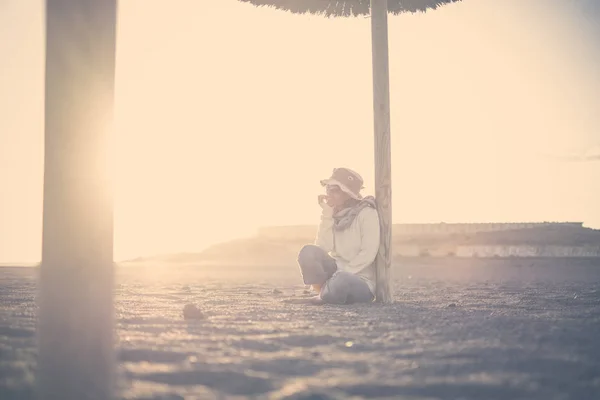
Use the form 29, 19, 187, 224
318, 194, 329, 206
318, 194, 333, 216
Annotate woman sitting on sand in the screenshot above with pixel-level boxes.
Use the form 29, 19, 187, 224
297, 168, 380, 304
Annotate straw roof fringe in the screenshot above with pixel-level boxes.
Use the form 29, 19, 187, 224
238, 0, 461, 17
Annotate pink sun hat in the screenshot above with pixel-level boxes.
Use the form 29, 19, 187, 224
320, 167, 364, 200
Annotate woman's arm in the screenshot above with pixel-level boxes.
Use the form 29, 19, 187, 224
314, 200, 335, 252
345, 207, 381, 274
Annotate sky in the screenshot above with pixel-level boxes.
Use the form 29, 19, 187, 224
0, 0, 599, 263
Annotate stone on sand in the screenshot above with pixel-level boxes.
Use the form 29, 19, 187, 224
183, 304, 204, 320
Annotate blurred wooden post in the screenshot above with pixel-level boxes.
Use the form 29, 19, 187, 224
38, 1, 118, 399
371, 0, 393, 303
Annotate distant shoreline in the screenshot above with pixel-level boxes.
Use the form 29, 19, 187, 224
0, 264, 37, 268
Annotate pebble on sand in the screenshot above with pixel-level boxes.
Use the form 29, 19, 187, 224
183, 304, 205, 320
447, 303, 457, 308
272, 288, 283, 295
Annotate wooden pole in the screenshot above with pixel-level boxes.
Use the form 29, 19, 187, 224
371, 0, 393, 303
38, 1, 117, 399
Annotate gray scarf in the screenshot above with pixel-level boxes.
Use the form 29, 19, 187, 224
333, 196, 377, 231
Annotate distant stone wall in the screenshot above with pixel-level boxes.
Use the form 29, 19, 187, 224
455, 245, 600, 258
257, 222, 599, 258
394, 222, 583, 236
258, 222, 584, 241
393, 244, 600, 258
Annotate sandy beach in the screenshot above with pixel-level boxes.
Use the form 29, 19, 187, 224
1, 259, 600, 399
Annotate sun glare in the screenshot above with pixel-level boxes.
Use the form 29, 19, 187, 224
98, 0, 600, 262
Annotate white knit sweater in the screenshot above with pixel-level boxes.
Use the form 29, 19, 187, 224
315, 206, 381, 294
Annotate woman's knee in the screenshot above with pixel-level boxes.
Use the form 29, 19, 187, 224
297, 244, 323, 264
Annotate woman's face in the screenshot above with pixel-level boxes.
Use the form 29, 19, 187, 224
326, 185, 351, 208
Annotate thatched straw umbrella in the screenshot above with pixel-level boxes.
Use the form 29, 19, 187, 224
38, 1, 117, 399
239, 0, 458, 16
239, 0, 461, 303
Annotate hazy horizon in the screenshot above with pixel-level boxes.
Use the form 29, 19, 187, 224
1, 0, 599, 263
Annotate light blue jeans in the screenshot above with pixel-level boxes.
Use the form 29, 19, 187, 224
297, 245, 374, 304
